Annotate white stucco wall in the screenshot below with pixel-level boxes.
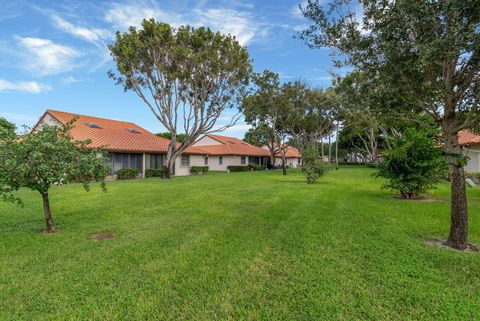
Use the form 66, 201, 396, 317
35, 113, 62, 131
174, 154, 206, 176
204, 155, 245, 171
274, 157, 302, 168
462, 146, 480, 172
193, 136, 223, 146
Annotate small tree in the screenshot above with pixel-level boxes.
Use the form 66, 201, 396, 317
109, 20, 251, 179
302, 147, 328, 184
0, 122, 110, 233
376, 129, 446, 199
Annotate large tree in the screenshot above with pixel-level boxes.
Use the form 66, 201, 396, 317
242, 70, 291, 173
0, 121, 110, 233
109, 20, 251, 178
300, 0, 480, 249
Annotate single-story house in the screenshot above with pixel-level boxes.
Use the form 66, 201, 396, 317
34, 109, 206, 177
35, 109, 295, 177
190, 134, 272, 170
261, 144, 303, 168
459, 130, 480, 172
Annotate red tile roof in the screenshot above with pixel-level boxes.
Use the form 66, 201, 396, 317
39, 110, 204, 154
262, 144, 302, 158
458, 130, 480, 146
193, 134, 271, 156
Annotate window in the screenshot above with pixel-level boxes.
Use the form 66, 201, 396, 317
241, 156, 246, 165
127, 127, 141, 133
150, 154, 164, 169
219, 156, 223, 165
181, 155, 190, 167
85, 122, 102, 129
298, 157, 301, 164
109, 153, 143, 174
204, 157, 208, 165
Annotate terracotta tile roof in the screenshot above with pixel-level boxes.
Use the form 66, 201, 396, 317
262, 144, 302, 158
40, 110, 203, 154
458, 130, 480, 146
193, 134, 271, 156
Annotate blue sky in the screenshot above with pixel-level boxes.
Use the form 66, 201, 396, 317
0, 0, 343, 138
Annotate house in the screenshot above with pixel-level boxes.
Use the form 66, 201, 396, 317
261, 144, 303, 168
459, 130, 480, 172
34, 109, 301, 176
34, 110, 206, 177
190, 134, 271, 170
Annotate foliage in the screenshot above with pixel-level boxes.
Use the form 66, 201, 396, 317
227, 166, 249, 172
243, 125, 271, 147
0, 122, 109, 232
301, 147, 328, 184
247, 164, 266, 171
300, 0, 480, 249
145, 168, 163, 178
375, 129, 446, 199
190, 166, 209, 175
0, 117, 16, 141
156, 132, 186, 143
109, 19, 251, 178
116, 168, 140, 180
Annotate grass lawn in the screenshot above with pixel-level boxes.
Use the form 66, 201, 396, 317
1, 167, 480, 320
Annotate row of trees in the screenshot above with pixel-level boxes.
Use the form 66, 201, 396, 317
300, 0, 480, 249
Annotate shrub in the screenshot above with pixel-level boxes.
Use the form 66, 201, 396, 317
116, 168, 140, 180
301, 147, 328, 184
375, 128, 447, 199
227, 165, 248, 172
190, 166, 209, 175
145, 168, 163, 178
247, 164, 266, 171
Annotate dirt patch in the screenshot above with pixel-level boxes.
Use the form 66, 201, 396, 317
426, 240, 479, 252
89, 232, 114, 241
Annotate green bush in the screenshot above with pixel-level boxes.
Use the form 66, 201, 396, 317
116, 168, 140, 180
375, 128, 447, 199
145, 168, 163, 178
301, 147, 328, 184
247, 164, 266, 171
190, 166, 209, 175
227, 166, 248, 172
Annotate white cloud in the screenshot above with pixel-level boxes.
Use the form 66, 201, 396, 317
16, 37, 80, 76
50, 14, 111, 44
105, 2, 179, 31
194, 8, 258, 46
0, 79, 51, 93
104, 1, 265, 46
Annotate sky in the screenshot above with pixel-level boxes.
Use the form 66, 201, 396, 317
0, 0, 344, 138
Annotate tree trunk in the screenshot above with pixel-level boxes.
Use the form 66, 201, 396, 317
443, 121, 468, 250
328, 133, 332, 164
335, 122, 339, 170
163, 140, 176, 179
282, 154, 287, 175
42, 192, 55, 233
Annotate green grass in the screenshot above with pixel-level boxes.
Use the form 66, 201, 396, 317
1, 167, 480, 320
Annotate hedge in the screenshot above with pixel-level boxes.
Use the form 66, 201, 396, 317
247, 164, 266, 171
190, 166, 209, 175
145, 168, 163, 178
227, 165, 249, 172
116, 168, 140, 180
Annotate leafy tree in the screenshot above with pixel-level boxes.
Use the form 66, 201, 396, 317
243, 125, 271, 147
300, 0, 480, 249
0, 117, 16, 141
376, 129, 447, 199
0, 122, 110, 233
109, 20, 251, 179
156, 132, 186, 143
242, 70, 289, 172
302, 147, 328, 184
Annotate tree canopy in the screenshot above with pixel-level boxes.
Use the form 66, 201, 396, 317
109, 19, 251, 178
